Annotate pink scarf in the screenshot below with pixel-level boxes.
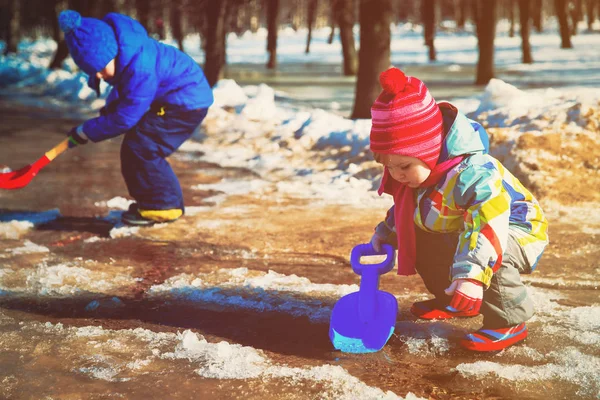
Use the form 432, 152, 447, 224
378, 156, 465, 275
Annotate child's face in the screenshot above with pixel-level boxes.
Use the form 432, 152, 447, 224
96, 58, 116, 80
376, 154, 432, 188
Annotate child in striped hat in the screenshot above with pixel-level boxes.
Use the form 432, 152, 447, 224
369, 67, 548, 352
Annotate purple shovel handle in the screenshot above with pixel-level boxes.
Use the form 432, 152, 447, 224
350, 243, 395, 276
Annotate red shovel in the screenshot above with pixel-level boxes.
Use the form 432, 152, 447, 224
0, 138, 70, 190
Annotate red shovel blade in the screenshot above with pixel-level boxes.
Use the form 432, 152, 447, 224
0, 155, 51, 190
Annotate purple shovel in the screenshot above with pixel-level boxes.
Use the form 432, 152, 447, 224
329, 243, 398, 353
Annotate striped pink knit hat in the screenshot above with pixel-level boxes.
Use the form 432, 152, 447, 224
369, 68, 444, 170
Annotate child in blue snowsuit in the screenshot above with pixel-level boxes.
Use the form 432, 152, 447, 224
59, 10, 214, 226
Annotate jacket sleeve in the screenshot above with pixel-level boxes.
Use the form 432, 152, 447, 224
374, 205, 397, 248
451, 163, 512, 288
82, 68, 158, 142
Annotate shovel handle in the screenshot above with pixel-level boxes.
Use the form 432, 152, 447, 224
350, 243, 395, 276
45, 138, 70, 161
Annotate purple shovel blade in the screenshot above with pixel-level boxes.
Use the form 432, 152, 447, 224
329, 243, 398, 353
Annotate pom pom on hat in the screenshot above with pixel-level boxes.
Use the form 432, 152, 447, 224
59, 10, 82, 34
370, 68, 444, 169
379, 67, 407, 94
57, 9, 118, 77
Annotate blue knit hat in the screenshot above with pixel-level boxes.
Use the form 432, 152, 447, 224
59, 10, 118, 75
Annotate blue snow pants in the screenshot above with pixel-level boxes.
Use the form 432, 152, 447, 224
120, 106, 208, 211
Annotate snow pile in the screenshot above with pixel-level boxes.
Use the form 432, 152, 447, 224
17, 319, 415, 399
0, 220, 34, 239
5, 240, 49, 255
0, 209, 61, 239
148, 268, 358, 323
0, 261, 136, 295
456, 347, 600, 398
162, 330, 268, 379
474, 81, 600, 202
165, 330, 411, 400
94, 196, 134, 210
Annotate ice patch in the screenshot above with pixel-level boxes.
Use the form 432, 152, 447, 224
0, 209, 61, 225
456, 347, 600, 398
212, 79, 248, 108
522, 276, 600, 290
6, 240, 49, 255
78, 365, 128, 382
192, 178, 269, 197
17, 262, 136, 295
0, 221, 34, 239
185, 206, 213, 216
109, 226, 139, 238
94, 196, 134, 210
148, 268, 358, 323
164, 331, 412, 399
162, 330, 268, 379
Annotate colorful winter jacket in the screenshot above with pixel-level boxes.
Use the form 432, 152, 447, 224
376, 102, 549, 288
82, 13, 214, 142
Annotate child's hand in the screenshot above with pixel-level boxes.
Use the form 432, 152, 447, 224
370, 231, 386, 252
444, 279, 483, 313
67, 126, 89, 148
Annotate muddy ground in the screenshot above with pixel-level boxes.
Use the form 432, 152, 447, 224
0, 102, 599, 400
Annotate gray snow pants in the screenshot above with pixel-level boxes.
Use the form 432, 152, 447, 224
415, 228, 534, 329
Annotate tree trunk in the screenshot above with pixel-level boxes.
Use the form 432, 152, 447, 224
135, 0, 151, 32
336, 0, 357, 76
508, 0, 515, 37
586, 0, 596, 30
351, 0, 392, 119
474, 0, 497, 85
5, 0, 20, 54
204, 0, 228, 87
305, 0, 318, 53
454, 0, 467, 29
555, 0, 572, 48
518, 0, 533, 63
266, 0, 279, 69
532, 0, 543, 31
397, 0, 413, 22
422, 0, 436, 61
170, 1, 184, 51
570, 0, 582, 35
328, 0, 336, 44
49, 0, 69, 69
94, 0, 118, 16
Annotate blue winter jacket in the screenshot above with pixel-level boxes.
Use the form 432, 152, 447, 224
82, 13, 214, 142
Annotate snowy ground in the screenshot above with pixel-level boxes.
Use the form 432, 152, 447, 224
1, 19, 600, 399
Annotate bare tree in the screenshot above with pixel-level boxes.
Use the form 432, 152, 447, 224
351, 0, 392, 119
555, 0, 573, 48
518, 0, 533, 63
336, 0, 357, 76
170, 1, 185, 51
266, 0, 279, 69
49, 0, 69, 69
4, 0, 21, 54
532, 0, 543, 32
454, 0, 468, 29
508, 0, 516, 37
327, 0, 336, 44
305, 0, 318, 53
586, 0, 597, 30
135, 0, 151, 32
474, 0, 497, 85
422, 0, 436, 61
203, 0, 229, 86
570, 0, 582, 35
